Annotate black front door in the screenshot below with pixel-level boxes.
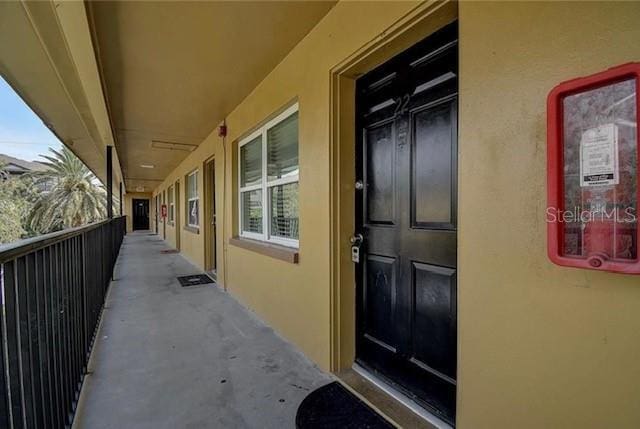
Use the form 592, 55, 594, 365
355, 22, 458, 425
154, 195, 159, 233
132, 199, 150, 230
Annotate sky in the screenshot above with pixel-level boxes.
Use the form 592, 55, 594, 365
0, 76, 62, 162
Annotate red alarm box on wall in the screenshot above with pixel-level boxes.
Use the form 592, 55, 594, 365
547, 63, 640, 274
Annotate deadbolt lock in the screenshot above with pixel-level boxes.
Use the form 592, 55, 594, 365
350, 233, 363, 263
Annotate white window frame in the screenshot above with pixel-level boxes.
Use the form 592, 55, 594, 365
168, 185, 175, 223
238, 103, 299, 248
162, 190, 166, 223
187, 170, 199, 228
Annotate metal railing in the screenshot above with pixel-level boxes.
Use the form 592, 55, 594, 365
0, 216, 126, 428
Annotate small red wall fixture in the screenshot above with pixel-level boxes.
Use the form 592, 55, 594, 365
547, 63, 640, 274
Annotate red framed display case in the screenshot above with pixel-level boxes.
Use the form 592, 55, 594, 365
547, 63, 640, 274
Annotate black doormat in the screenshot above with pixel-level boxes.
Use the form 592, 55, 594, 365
296, 381, 393, 429
177, 274, 214, 287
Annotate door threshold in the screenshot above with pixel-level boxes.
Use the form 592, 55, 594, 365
352, 363, 453, 429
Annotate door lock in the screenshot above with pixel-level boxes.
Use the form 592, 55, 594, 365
355, 180, 364, 190
350, 233, 363, 263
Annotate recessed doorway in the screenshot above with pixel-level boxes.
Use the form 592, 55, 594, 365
175, 180, 181, 250
354, 22, 458, 425
132, 198, 150, 230
204, 158, 217, 278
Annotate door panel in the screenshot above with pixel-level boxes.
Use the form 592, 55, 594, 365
363, 254, 397, 352
365, 122, 396, 225
355, 21, 458, 425
412, 99, 456, 228
411, 262, 456, 379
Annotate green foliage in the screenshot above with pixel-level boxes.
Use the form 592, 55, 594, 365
27, 147, 107, 234
0, 163, 36, 244
0, 190, 25, 244
0, 149, 113, 245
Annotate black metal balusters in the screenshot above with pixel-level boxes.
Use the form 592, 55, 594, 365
0, 216, 126, 428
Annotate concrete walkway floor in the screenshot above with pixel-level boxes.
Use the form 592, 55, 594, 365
73, 231, 332, 429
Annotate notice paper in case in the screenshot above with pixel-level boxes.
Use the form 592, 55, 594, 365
580, 123, 619, 187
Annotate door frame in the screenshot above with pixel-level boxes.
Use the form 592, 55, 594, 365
328, 0, 457, 373
175, 179, 181, 251
162, 190, 167, 239
154, 194, 159, 233
132, 198, 150, 230
203, 156, 217, 273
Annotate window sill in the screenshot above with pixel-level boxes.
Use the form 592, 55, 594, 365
183, 225, 200, 234
229, 237, 299, 264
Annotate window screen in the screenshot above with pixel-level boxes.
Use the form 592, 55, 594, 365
269, 182, 299, 239
187, 171, 198, 227
238, 104, 299, 246
241, 136, 262, 187
267, 112, 299, 181
168, 185, 174, 222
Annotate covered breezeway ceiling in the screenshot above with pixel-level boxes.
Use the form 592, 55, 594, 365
87, 1, 336, 193
0, 1, 124, 193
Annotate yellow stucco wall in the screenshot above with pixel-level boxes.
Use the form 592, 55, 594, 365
150, 1, 640, 427
152, 0, 423, 370
457, 2, 640, 428
154, 166, 206, 268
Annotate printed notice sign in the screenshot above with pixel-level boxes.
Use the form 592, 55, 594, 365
580, 123, 619, 187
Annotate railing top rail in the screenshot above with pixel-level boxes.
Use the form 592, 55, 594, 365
0, 216, 125, 263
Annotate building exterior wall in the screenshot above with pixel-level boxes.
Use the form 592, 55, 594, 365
150, 1, 640, 427
149, 194, 157, 234
159, 182, 181, 251
152, 0, 423, 370
457, 2, 640, 428
154, 167, 206, 267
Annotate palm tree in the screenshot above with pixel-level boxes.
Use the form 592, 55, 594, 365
27, 147, 107, 233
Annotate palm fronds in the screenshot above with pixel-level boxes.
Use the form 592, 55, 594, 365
27, 147, 107, 234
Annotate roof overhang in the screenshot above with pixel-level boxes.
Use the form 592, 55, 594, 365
1, 1, 336, 194
0, 0, 124, 191
87, 0, 336, 192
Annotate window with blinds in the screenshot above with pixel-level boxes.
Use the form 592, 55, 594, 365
238, 103, 299, 247
162, 190, 166, 222
187, 170, 199, 227
168, 185, 175, 222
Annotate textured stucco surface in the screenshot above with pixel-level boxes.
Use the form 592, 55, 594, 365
142, 1, 640, 427
151, 0, 423, 373
457, 2, 640, 428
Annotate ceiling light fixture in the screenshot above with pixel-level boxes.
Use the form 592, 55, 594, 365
140, 164, 155, 169
151, 140, 198, 152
